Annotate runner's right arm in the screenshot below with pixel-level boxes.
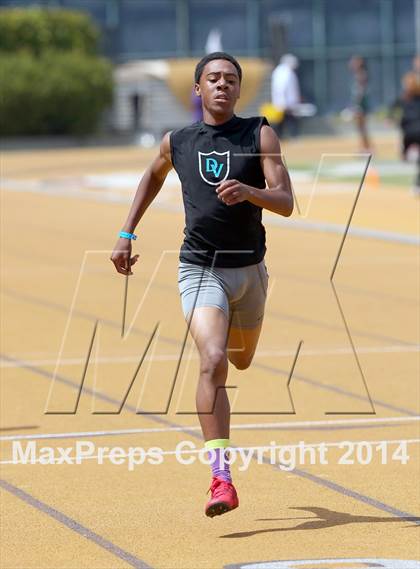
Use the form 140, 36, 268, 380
110, 132, 173, 276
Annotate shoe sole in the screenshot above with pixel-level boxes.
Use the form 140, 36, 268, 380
205, 501, 238, 518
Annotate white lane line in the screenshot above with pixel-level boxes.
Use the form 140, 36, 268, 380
4, 176, 418, 245
1, 438, 419, 465
1, 344, 419, 368
1, 416, 419, 442
151, 202, 420, 246
263, 214, 420, 246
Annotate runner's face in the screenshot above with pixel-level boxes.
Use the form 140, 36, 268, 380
196, 59, 240, 115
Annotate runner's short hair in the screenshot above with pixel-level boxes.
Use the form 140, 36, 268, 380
195, 52, 242, 84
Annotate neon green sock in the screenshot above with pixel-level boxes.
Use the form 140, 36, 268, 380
204, 439, 232, 482
204, 438, 230, 450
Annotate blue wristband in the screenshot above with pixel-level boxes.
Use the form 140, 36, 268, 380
119, 231, 137, 240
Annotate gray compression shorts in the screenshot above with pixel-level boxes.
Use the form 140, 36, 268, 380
177, 259, 269, 329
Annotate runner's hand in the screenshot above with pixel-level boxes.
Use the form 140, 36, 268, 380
216, 179, 251, 205
110, 238, 139, 276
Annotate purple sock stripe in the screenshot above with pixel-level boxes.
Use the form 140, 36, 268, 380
208, 448, 232, 483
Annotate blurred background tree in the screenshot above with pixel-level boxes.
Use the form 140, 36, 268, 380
0, 7, 113, 135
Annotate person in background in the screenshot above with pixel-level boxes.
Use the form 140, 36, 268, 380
348, 55, 372, 152
390, 65, 420, 196
271, 54, 301, 138
412, 54, 420, 81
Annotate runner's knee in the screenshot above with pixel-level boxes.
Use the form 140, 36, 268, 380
200, 348, 228, 379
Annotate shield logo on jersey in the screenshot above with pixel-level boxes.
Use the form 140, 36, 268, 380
198, 151, 230, 185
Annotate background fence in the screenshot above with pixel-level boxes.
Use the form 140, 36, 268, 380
0, 0, 418, 113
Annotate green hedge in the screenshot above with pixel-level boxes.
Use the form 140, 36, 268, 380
0, 52, 113, 135
0, 7, 99, 55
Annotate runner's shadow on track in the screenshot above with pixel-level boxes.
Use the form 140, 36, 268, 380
220, 506, 420, 538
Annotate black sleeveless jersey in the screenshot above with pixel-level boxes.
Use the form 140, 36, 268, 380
170, 114, 269, 268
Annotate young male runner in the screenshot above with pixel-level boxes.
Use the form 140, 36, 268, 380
111, 52, 293, 517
